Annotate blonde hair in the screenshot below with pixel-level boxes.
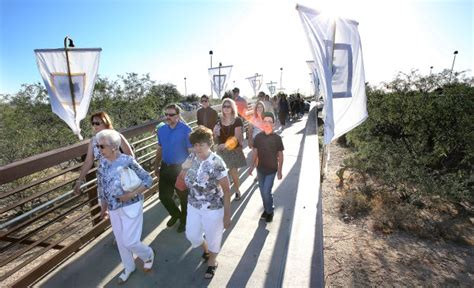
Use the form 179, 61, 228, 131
221, 98, 238, 120
253, 101, 265, 120
90, 111, 113, 129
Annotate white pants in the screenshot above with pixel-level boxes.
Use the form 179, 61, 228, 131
109, 202, 153, 272
185, 204, 224, 253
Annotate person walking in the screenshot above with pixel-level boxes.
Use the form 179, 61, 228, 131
248, 112, 284, 222
213, 98, 247, 200
232, 87, 248, 120
96, 129, 154, 284
247, 101, 265, 149
155, 104, 193, 233
74, 111, 134, 196
182, 126, 232, 279
278, 94, 290, 127
196, 95, 218, 130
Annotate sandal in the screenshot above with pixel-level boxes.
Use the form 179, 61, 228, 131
143, 248, 155, 272
202, 251, 210, 262
117, 269, 135, 285
204, 263, 218, 279
235, 192, 241, 201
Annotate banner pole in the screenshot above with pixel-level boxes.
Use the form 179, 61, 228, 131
320, 18, 337, 182
63, 36, 80, 139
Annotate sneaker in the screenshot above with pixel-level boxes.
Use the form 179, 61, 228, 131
177, 221, 186, 233
166, 216, 179, 227
260, 211, 268, 219
265, 213, 274, 223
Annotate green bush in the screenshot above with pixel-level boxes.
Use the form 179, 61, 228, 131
345, 70, 473, 203
0, 73, 182, 165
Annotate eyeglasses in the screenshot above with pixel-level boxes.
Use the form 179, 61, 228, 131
222, 105, 231, 109
164, 113, 177, 117
96, 144, 109, 149
91, 121, 102, 126
201, 100, 208, 103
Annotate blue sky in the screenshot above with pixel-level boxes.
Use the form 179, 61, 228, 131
1, 0, 472, 97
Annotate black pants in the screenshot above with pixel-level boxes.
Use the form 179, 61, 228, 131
158, 162, 187, 222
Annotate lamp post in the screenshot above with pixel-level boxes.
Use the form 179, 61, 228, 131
209, 50, 213, 98
184, 77, 187, 97
279, 67, 283, 90
218, 62, 222, 98
450, 50, 458, 82
429, 66, 433, 76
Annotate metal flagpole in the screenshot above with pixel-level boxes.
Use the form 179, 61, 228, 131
320, 19, 337, 183
63, 36, 80, 139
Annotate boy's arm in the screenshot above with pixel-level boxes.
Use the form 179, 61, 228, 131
277, 150, 284, 180
249, 147, 258, 175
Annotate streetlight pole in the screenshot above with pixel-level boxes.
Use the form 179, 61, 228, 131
280, 67, 283, 90
218, 62, 222, 98
450, 50, 458, 82
429, 66, 433, 76
184, 77, 187, 97
209, 50, 213, 98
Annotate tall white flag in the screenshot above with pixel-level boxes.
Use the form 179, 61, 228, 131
35, 48, 101, 140
246, 73, 263, 96
297, 4, 368, 144
208, 65, 233, 98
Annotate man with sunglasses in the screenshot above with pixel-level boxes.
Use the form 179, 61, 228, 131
196, 95, 218, 130
155, 104, 193, 233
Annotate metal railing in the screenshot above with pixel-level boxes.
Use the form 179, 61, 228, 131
0, 102, 256, 287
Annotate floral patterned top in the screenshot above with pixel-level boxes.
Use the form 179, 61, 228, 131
185, 152, 228, 210
97, 154, 153, 211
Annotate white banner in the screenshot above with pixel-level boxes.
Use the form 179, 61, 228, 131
306, 60, 320, 97
297, 4, 368, 144
208, 65, 233, 98
246, 73, 263, 96
266, 82, 277, 96
35, 48, 101, 140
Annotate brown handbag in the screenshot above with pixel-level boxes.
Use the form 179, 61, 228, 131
175, 169, 188, 191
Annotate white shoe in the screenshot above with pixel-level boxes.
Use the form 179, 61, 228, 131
143, 248, 155, 272
117, 268, 135, 284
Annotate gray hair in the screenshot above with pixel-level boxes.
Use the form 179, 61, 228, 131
96, 129, 121, 149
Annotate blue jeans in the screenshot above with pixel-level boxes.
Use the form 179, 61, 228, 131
257, 170, 276, 214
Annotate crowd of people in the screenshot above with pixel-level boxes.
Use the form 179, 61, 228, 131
75, 87, 291, 283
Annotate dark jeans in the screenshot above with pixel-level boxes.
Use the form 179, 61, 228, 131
159, 162, 187, 222
257, 170, 276, 214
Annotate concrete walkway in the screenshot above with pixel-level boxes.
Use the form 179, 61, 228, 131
37, 107, 323, 288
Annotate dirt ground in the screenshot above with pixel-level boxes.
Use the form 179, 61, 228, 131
322, 143, 474, 287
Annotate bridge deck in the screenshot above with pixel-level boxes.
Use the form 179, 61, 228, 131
37, 109, 323, 288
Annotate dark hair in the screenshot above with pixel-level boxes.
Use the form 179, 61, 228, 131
263, 112, 275, 123
189, 126, 214, 146
201, 95, 209, 100
90, 111, 113, 129
165, 103, 181, 115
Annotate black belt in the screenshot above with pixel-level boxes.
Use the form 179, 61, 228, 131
161, 162, 181, 168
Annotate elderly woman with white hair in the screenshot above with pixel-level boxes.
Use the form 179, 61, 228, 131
96, 129, 154, 284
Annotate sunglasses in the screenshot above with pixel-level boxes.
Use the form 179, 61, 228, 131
96, 144, 109, 149
164, 113, 177, 117
91, 121, 102, 126
222, 105, 232, 109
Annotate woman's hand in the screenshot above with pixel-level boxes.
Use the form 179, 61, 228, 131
100, 208, 108, 219
223, 212, 231, 229
217, 144, 226, 151
74, 179, 85, 195
182, 158, 192, 169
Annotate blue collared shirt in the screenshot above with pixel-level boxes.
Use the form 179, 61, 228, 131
157, 121, 192, 165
